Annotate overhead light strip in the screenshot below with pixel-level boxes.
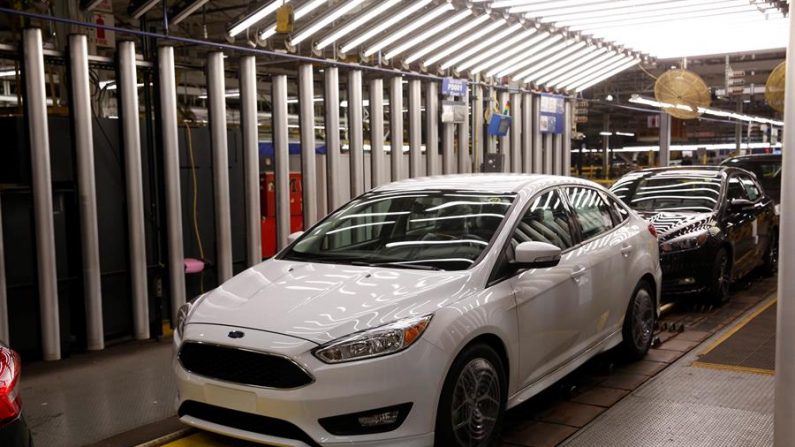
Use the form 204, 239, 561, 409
555, 52, 626, 89
468, 30, 549, 74
340, 0, 432, 54
533, 46, 607, 85
488, 34, 565, 77
439, 23, 524, 70
421, 19, 505, 67
542, 0, 737, 22
384, 9, 472, 60
405, 14, 490, 64
228, 0, 288, 38
363, 3, 454, 57
564, 2, 760, 28
514, 41, 586, 81
572, 6, 772, 30
290, 0, 367, 46
259, 0, 326, 42
629, 95, 783, 126
567, 57, 638, 90
455, 26, 537, 71
170, 0, 210, 26
315, 0, 403, 50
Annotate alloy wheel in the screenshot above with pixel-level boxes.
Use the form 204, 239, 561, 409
632, 288, 654, 350
451, 358, 501, 446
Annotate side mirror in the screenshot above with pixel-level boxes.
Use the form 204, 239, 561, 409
729, 198, 754, 213
513, 241, 562, 269
287, 231, 304, 244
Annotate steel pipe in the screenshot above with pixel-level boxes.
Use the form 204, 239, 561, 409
390, 77, 404, 181
117, 40, 148, 342
348, 70, 365, 196
426, 82, 439, 176
532, 95, 543, 173
563, 100, 572, 176
499, 91, 510, 173
554, 132, 563, 175
240, 56, 261, 266
369, 78, 386, 187
473, 84, 483, 172
324, 67, 342, 210
273, 75, 290, 250
299, 64, 318, 227
660, 112, 671, 167
442, 122, 454, 175
207, 52, 233, 282
544, 133, 553, 174
458, 103, 470, 174
408, 79, 422, 177
0, 195, 7, 344
510, 92, 522, 173
522, 92, 533, 173
69, 34, 103, 350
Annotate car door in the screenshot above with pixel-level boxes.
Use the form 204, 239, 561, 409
503, 188, 590, 390
738, 173, 773, 268
563, 186, 625, 346
723, 173, 755, 275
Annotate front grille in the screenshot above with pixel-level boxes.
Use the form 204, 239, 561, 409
178, 400, 320, 447
178, 342, 313, 389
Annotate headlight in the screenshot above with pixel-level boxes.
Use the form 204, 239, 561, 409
176, 293, 206, 338
313, 315, 432, 364
661, 230, 709, 253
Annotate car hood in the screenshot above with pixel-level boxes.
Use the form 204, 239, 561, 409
639, 211, 716, 242
187, 259, 474, 344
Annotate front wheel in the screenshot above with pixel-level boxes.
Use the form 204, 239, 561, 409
762, 231, 778, 277
620, 281, 656, 360
435, 344, 506, 447
706, 248, 731, 305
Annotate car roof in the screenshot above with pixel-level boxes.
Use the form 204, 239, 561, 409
722, 153, 781, 163
372, 174, 599, 194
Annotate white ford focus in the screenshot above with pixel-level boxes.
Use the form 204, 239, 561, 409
173, 174, 661, 447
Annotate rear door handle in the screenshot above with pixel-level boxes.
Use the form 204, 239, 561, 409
571, 266, 587, 279
621, 244, 633, 257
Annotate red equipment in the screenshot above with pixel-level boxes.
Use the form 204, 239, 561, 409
260, 172, 304, 258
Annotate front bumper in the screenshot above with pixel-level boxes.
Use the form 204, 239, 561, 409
0, 415, 32, 447
660, 246, 714, 296
174, 323, 446, 446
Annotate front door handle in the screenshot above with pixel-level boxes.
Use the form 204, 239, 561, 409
571, 266, 587, 279
620, 244, 633, 257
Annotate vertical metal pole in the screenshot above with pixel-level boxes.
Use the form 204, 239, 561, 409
0, 196, 7, 344
442, 121, 454, 174
240, 56, 261, 266
325, 67, 342, 209
426, 81, 439, 176
510, 92, 522, 173
69, 34, 103, 350
554, 132, 563, 175
774, 10, 795, 446
532, 95, 543, 173
369, 78, 386, 187
499, 91, 510, 172
408, 79, 422, 177
522, 92, 533, 173
158, 46, 187, 325
486, 86, 497, 156
299, 64, 318, 226
735, 98, 743, 155
390, 77, 404, 181
563, 100, 572, 176
602, 113, 611, 177
458, 98, 470, 174
473, 85, 484, 173
348, 70, 365, 195
659, 112, 671, 167
273, 75, 290, 250
117, 40, 148, 342
207, 52, 233, 282
544, 133, 553, 175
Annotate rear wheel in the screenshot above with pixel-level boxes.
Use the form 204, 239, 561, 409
620, 281, 655, 359
707, 248, 731, 305
762, 230, 778, 277
435, 343, 506, 447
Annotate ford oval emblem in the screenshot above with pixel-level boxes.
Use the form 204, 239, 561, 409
228, 330, 245, 339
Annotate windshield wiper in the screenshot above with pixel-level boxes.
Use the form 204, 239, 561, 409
362, 261, 443, 271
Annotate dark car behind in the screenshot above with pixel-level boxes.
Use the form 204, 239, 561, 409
721, 153, 781, 204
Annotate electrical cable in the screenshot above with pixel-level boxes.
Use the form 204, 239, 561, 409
185, 122, 206, 293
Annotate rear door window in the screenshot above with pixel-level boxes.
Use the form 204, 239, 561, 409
512, 189, 575, 251
565, 187, 615, 240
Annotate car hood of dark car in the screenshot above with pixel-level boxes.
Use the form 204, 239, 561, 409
638, 211, 716, 242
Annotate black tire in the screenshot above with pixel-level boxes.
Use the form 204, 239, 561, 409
620, 281, 656, 360
435, 343, 507, 447
706, 248, 731, 305
762, 230, 779, 277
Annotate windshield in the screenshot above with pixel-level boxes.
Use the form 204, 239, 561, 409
282, 190, 516, 271
612, 171, 722, 213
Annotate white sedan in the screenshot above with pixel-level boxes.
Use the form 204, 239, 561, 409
173, 174, 661, 447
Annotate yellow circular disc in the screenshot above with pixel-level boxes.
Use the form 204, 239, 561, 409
654, 69, 711, 120
765, 61, 785, 113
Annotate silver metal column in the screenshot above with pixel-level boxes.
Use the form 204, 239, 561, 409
118, 40, 148, 342
774, 10, 795, 446
659, 112, 671, 167
390, 77, 404, 181
207, 52, 233, 282
458, 103, 470, 174
532, 95, 543, 173
510, 92, 522, 173
69, 34, 103, 351
522, 92, 533, 173
473, 85, 484, 173
499, 91, 510, 172
348, 70, 365, 195
240, 56, 261, 266
369, 78, 386, 187
159, 46, 187, 325
426, 82, 439, 176
553, 133, 563, 175
0, 196, 7, 344
543, 133, 553, 174
273, 75, 290, 249
563, 100, 572, 176
442, 122, 454, 174
325, 67, 342, 209
299, 64, 318, 226
408, 79, 422, 177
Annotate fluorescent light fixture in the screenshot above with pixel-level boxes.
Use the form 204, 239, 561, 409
510, 0, 612, 14
80, 0, 107, 11
259, 0, 325, 41
471, 31, 551, 75
629, 95, 783, 126
488, 34, 565, 77
534, 46, 607, 85
420, 19, 504, 67
543, 0, 729, 22
456, 27, 537, 71
491, 0, 559, 8
569, 58, 639, 91
290, 0, 367, 46
228, 0, 288, 38
439, 23, 523, 70
515, 41, 586, 80
384, 9, 471, 60
340, 0, 431, 53
315, 0, 403, 50
615, 131, 635, 137
568, 3, 762, 29
600, 131, 612, 136
0, 70, 19, 77
547, 51, 620, 88
170, 0, 210, 26
364, 3, 453, 57
405, 14, 489, 64
198, 89, 240, 99
559, 53, 628, 90
129, 0, 161, 19
100, 80, 148, 91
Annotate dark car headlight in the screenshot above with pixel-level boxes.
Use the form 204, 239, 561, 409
661, 230, 709, 253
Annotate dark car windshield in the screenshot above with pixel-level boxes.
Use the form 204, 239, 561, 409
282, 190, 516, 271
612, 171, 722, 213
723, 158, 781, 199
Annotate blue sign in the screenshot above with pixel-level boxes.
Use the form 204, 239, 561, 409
442, 78, 468, 97
539, 93, 565, 135
487, 113, 512, 137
